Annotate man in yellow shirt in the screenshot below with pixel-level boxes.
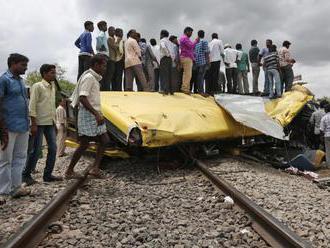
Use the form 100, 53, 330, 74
23, 64, 62, 185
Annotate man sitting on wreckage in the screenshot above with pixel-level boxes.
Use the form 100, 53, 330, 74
65, 54, 110, 179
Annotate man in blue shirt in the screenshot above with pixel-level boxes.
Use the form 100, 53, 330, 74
75, 21, 94, 81
0, 54, 31, 204
194, 30, 209, 94
258, 39, 272, 95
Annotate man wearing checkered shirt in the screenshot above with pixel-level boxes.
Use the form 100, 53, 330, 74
320, 104, 330, 166
194, 30, 210, 94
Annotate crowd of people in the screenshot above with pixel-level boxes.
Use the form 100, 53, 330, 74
2, 20, 329, 206
75, 21, 297, 98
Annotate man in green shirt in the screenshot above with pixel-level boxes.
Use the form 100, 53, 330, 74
236, 43, 250, 94
23, 64, 62, 185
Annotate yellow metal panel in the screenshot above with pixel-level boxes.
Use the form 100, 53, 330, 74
65, 139, 129, 158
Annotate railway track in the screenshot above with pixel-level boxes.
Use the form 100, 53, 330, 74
1, 153, 312, 248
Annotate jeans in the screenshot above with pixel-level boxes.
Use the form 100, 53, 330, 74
160, 57, 174, 94
251, 63, 260, 93
263, 67, 270, 94
325, 137, 330, 166
125, 64, 150, 91
113, 59, 124, 91
100, 59, 115, 91
225, 67, 238, 93
0, 132, 29, 194
196, 64, 207, 93
280, 65, 294, 93
205, 61, 220, 95
77, 55, 91, 81
237, 70, 249, 94
267, 68, 282, 98
154, 68, 160, 92
23, 125, 57, 180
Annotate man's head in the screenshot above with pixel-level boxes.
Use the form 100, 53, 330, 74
269, 44, 277, 53
140, 38, 146, 43
135, 32, 141, 42
236, 43, 242, 50
150, 38, 157, 46
90, 54, 107, 75
266, 39, 273, 48
320, 100, 329, 109
325, 104, 330, 113
251, 39, 258, 46
59, 97, 66, 107
160, 29, 169, 39
7, 53, 29, 76
115, 28, 123, 38
184, 26, 193, 37
84, 21, 94, 32
40, 64, 56, 82
108, 26, 115, 36
97, 21, 107, 32
197, 30, 205, 39
283, 40, 291, 49
211, 33, 218, 39
169, 35, 178, 45
127, 29, 136, 38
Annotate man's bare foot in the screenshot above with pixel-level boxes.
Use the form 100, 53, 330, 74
88, 169, 107, 179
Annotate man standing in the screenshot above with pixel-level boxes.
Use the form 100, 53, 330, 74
23, 64, 62, 185
0, 54, 30, 203
224, 44, 241, 93
150, 38, 161, 92
124, 30, 150, 91
207, 33, 224, 95
169, 35, 181, 92
113, 28, 125, 91
75, 21, 94, 81
179, 27, 197, 94
141, 38, 158, 91
310, 100, 327, 149
320, 104, 330, 166
65, 55, 110, 178
159, 30, 176, 95
106, 26, 118, 91
263, 45, 281, 99
258, 39, 272, 95
249, 40, 260, 94
236, 43, 250, 94
96, 21, 111, 91
194, 30, 209, 94
279, 40, 296, 93
56, 98, 67, 157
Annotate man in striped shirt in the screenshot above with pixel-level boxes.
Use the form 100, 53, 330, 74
263, 45, 281, 99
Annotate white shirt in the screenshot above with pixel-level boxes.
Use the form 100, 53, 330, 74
320, 113, 330, 137
224, 48, 241, 68
79, 69, 102, 111
160, 37, 174, 60
151, 44, 160, 68
209, 39, 224, 62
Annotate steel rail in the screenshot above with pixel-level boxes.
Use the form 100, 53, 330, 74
1, 171, 89, 248
194, 159, 312, 248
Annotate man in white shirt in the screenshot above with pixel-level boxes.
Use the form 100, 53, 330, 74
66, 55, 110, 179
224, 44, 241, 93
159, 29, 176, 95
150, 39, 161, 92
320, 104, 330, 166
310, 100, 327, 149
206, 33, 224, 94
96, 21, 110, 91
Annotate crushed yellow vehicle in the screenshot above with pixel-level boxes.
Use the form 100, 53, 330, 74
93, 84, 313, 148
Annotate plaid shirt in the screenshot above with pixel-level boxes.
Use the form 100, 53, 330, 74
195, 39, 209, 66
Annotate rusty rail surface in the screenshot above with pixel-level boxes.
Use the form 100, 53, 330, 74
1, 172, 89, 248
194, 158, 312, 248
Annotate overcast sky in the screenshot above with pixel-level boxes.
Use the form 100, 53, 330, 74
0, 0, 329, 97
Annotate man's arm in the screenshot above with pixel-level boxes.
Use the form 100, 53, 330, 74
86, 33, 94, 55
74, 37, 81, 49
79, 96, 104, 125
29, 84, 39, 136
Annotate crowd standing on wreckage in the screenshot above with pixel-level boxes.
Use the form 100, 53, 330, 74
0, 19, 329, 206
